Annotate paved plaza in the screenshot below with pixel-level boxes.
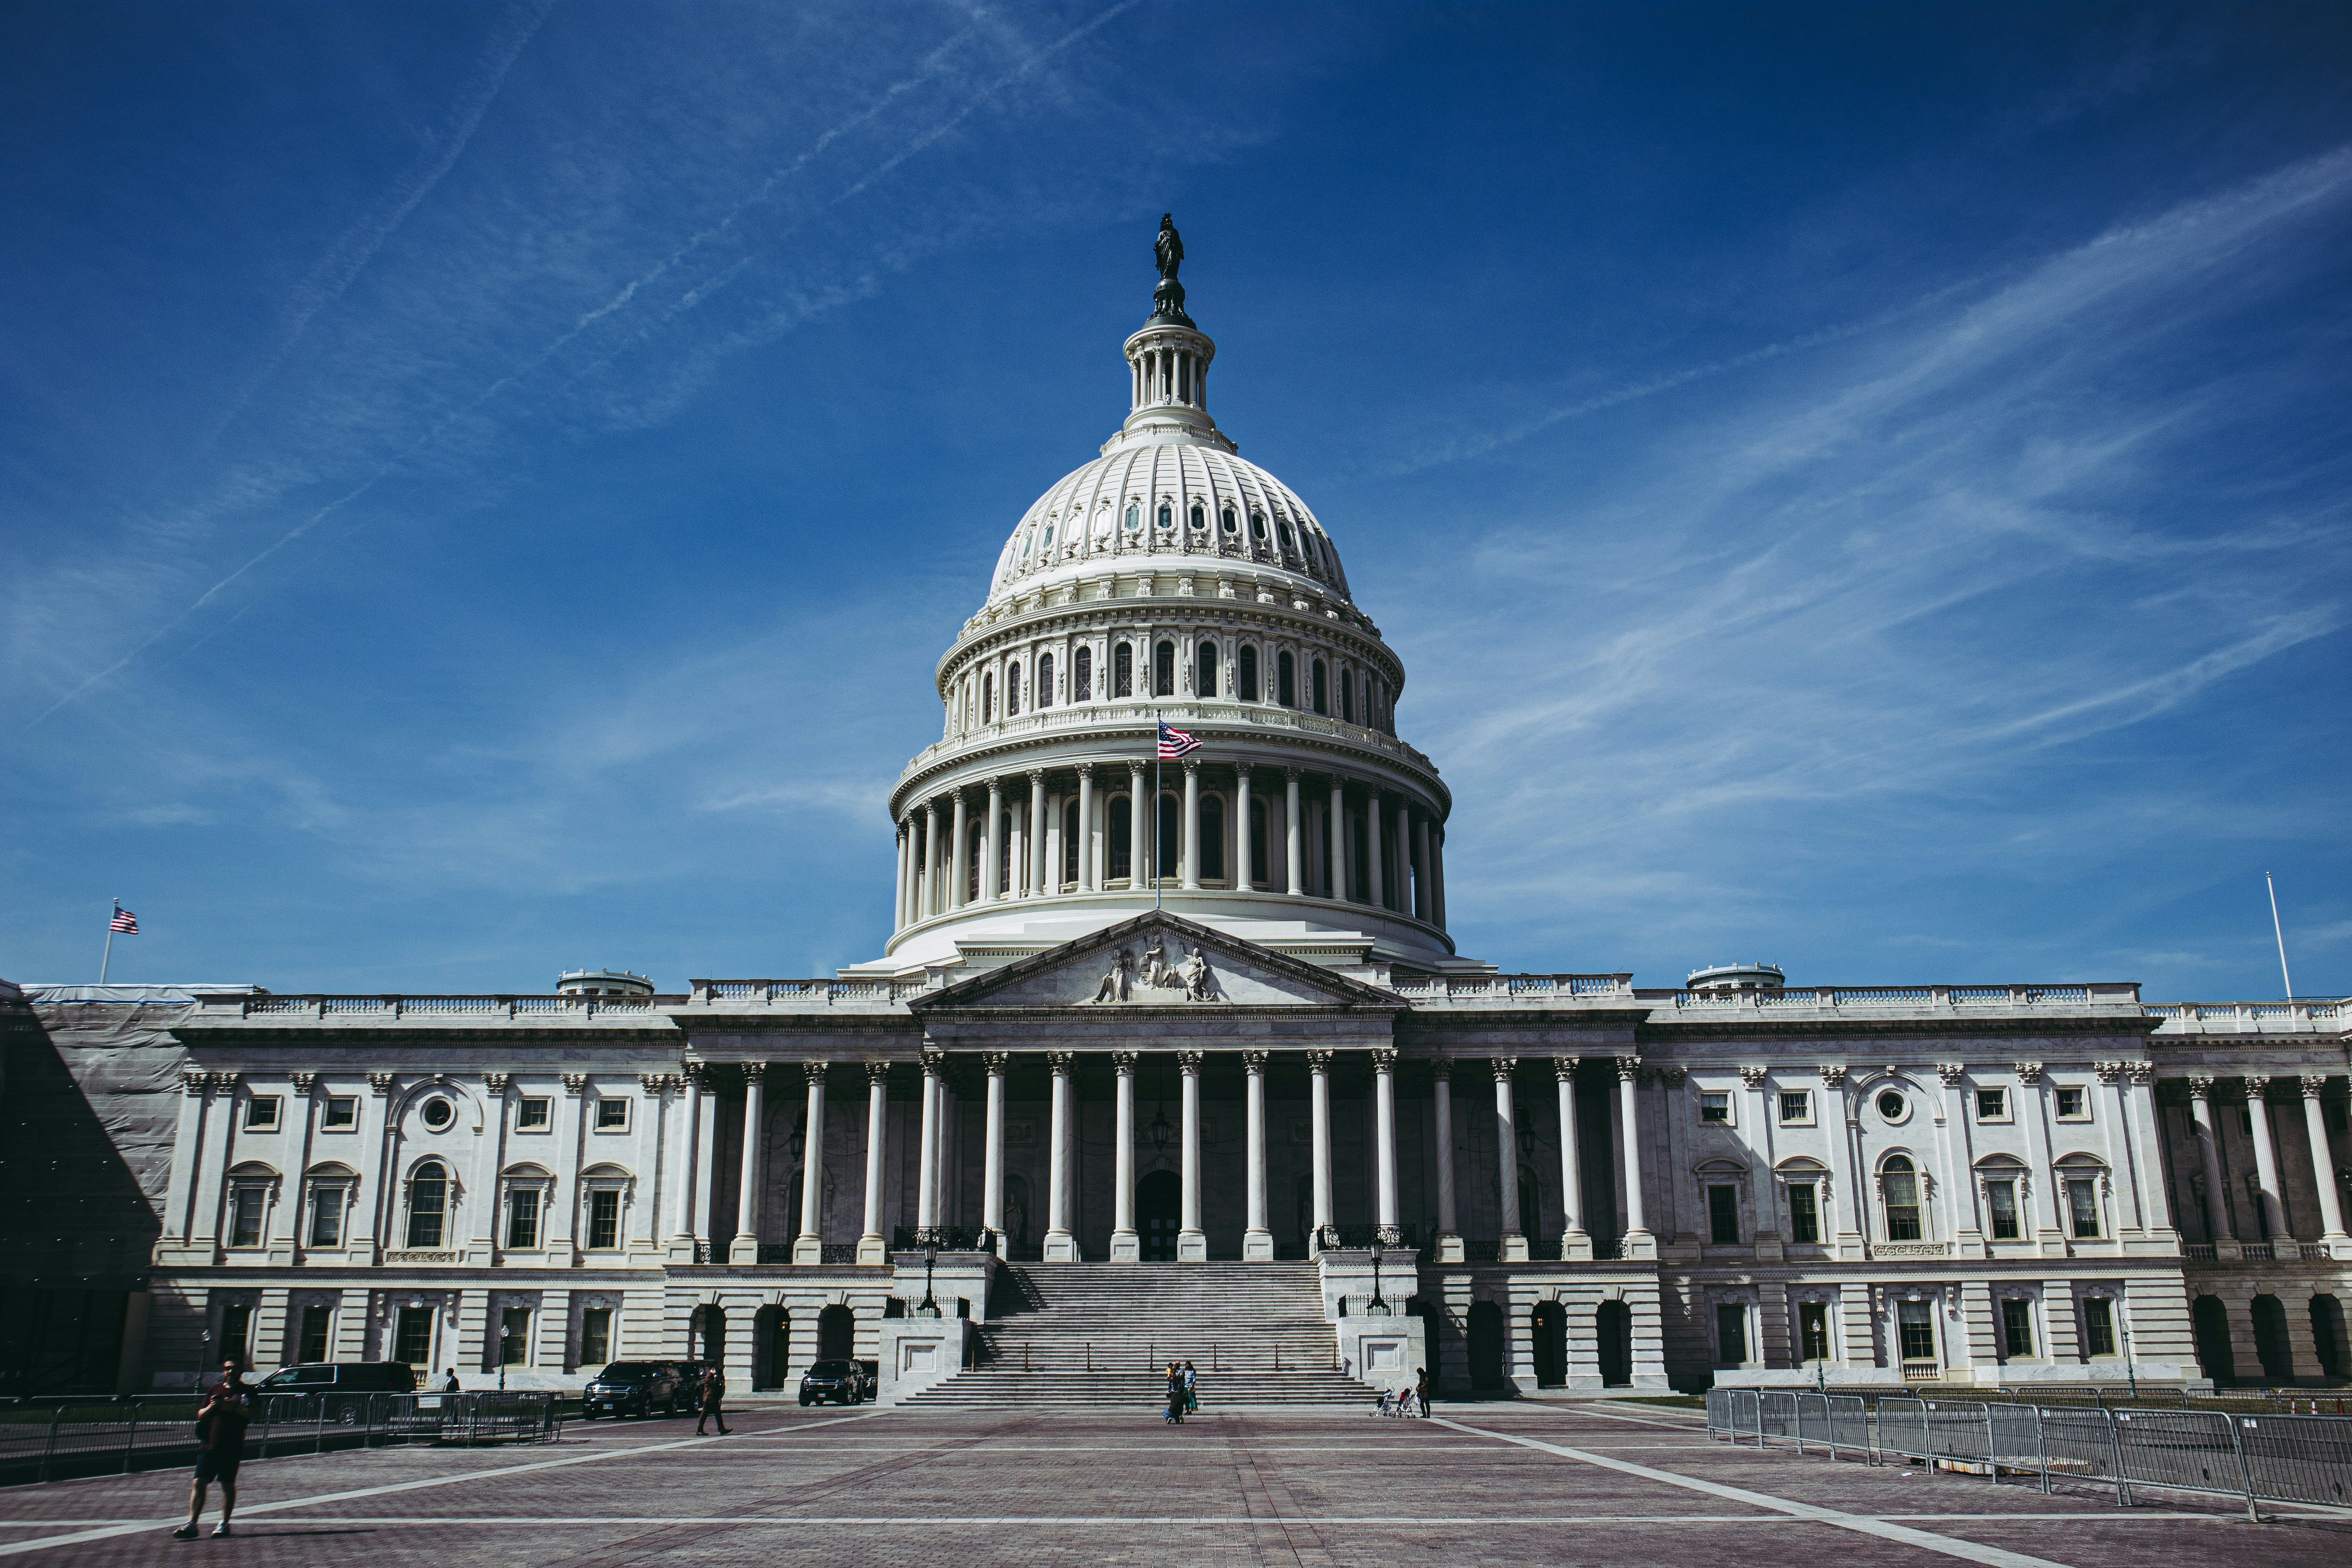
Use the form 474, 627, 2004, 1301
0, 1400, 2345, 1566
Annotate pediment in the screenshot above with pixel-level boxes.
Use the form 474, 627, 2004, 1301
912, 911, 1401, 1013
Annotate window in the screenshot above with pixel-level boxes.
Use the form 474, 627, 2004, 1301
1063, 800, 1082, 885
1221, 505, 1237, 534
1124, 503, 1139, 531
1311, 659, 1327, 715
244, 1096, 280, 1131
1154, 640, 1175, 697
1005, 662, 1020, 717
1976, 1087, 2008, 1121
2055, 1085, 2088, 1120
2066, 1177, 2102, 1238
298, 1305, 332, 1365
506, 1188, 542, 1250
2082, 1297, 2118, 1357
516, 1098, 551, 1131
394, 1304, 433, 1366
981, 671, 993, 723
499, 1307, 530, 1367
1986, 1179, 2021, 1240
1114, 642, 1134, 697
1896, 1299, 1937, 1365
1707, 1184, 1740, 1244
1238, 645, 1259, 701
421, 1097, 454, 1131
1798, 1301, 1832, 1362
230, 1186, 267, 1248
1157, 501, 1172, 529
1699, 1091, 1731, 1124
2002, 1298, 2036, 1358
1156, 792, 1180, 880
1199, 798, 1224, 880
1197, 640, 1217, 697
1881, 1155, 1923, 1241
1249, 799, 1269, 886
595, 1098, 629, 1132
323, 1096, 358, 1130
1189, 502, 1205, 530
1074, 646, 1092, 701
1876, 1089, 1907, 1122
1340, 671, 1354, 723
308, 1185, 345, 1248
220, 1303, 253, 1364
587, 1189, 622, 1250
580, 1308, 613, 1367
1715, 1303, 1748, 1366
1778, 1090, 1812, 1125
1038, 652, 1053, 708
1110, 795, 1132, 880
1276, 516, 1295, 550
406, 1162, 448, 1248
1250, 510, 1267, 540
1276, 650, 1296, 706
1787, 1183, 1820, 1244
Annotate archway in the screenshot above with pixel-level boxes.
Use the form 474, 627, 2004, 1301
1467, 1301, 1504, 1390
1138, 1170, 1180, 1261
692, 1304, 726, 1367
2251, 1294, 2294, 1383
2190, 1296, 2234, 1384
2310, 1295, 2347, 1380
1530, 1301, 1566, 1387
817, 1304, 855, 1363
1596, 1300, 1633, 1387
751, 1305, 787, 1391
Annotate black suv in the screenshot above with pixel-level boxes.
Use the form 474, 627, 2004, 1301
581, 1361, 683, 1419
798, 1358, 875, 1406
254, 1361, 416, 1423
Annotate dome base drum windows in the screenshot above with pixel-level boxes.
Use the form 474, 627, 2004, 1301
1038, 652, 1054, 709
1196, 640, 1217, 699
1114, 642, 1134, 699
1074, 647, 1093, 702
1237, 644, 1259, 702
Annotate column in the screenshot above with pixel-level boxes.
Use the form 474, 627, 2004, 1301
1127, 761, 1147, 886
983, 778, 1004, 901
1181, 760, 1201, 889
1365, 791, 1385, 910
793, 1062, 826, 1263
2125, 1064, 2178, 1240
1308, 1050, 1334, 1249
1394, 804, 1412, 917
666, 1070, 702, 1258
1044, 790, 1062, 897
1616, 1057, 1653, 1257
1283, 768, 1305, 896
2245, 1077, 2290, 1241
893, 825, 908, 930
948, 793, 968, 910
1430, 829, 1447, 929
1372, 1048, 1399, 1243
858, 1062, 888, 1264
1243, 1051, 1272, 1259
2187, 1076, 2237, 1252
1327, 776, 1347, 900
915, 1054, 941, 1239
1556, 1057, 1589, 1258
1044, 1052, 1078, 1260
1494, 1059, 1526, 1261
729, 1065, 765, 1265
1937, 1064, 1982, 1249
1178, 1051, 1206, 1260
976, 1052, 1009, 1258
1027, 772, 1050, 893
921, 802, 940, 918
1433, 1064, 1461, 1261
1414, 815, 1432, 920
2301, 1076, 2348, 1246
1235, 765, 1254, 891
1111, 1052, 1140, 1260
1077, 765, 1097, 892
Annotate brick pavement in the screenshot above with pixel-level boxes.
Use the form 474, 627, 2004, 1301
0, 1401, 2343, 1566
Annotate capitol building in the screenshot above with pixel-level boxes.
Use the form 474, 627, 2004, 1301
7, 223, 2349, 1403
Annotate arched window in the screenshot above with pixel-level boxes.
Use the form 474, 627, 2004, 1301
1881, 1155, 1923, 1241
1157, 501, 1172, 529
1197, 640, 1217, 697
1114, 642, 1133, 698
1189, 502, 1205, 530
1249, 799, 1269, 886
1199, 796, 1223, 881
1038, 653, 1053, 708
1238, 645, 1259, 702
1109, 795, 1132, 880
981, 672, 994, 724
1154, 640, 1175, 697
1074, 646, 1093, 702
1340, 667, 1354, 723
406, 1161, 448, 1249
1277, 650, 1296, 707
1311, 659, 1328, 715
1157, 791, 1180, 879
1005, 663, 1021, 717
1063, 800, 1082, 885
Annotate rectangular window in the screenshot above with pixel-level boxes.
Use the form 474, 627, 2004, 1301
2055, 1086, 2088, 1120
1985, 1180, 2021, 1240
323, 1096, 358, 1130
516, 1097, 552, 1131
506, 1188, 541, 1250
580, 1308, 612, 1368
1786, 1183, 1820, 1244
1975, 1087, 2007, 1121
230, 1187, 266, 1248
1896, 1299, 1937, 1365
243, 1096, 280, 1131
308, 1187, 344, 1248
219, 1303, 253, 1363
1699, 1092, 1731, 1125
1777, 1090, 1811, 1125
2082, 1297, 2118, 1357
393, 1304, 434, 1366
1715, 1303, 1748, 1367
595, 1098, 629, 1131
499, 1307, 531, 1367
1707, 1184, 1740, 1245
298, 1305, 332, 1365
2001, 1298, 2036, 1359
587, 1189, 621, 1250
2067, 1178, 2102, 1238
1798, 1301, 1832, 1363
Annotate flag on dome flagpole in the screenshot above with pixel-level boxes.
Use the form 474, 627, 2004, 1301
1157, 721, 1201, 759
100, 900, 138, 985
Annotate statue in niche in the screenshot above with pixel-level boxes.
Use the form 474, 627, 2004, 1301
1091, 947, 1134, 1004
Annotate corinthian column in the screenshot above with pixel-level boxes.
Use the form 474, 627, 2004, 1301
2301, 1076, 2348, 1247
1284, 768, 1304, 896
2245, 1077, 2290, 1241
1178, 1051, 1206, 1260
1235, 765, 1254, 890
729, 1064, 766, 1265
1044, 1053, 1079, 1260
1076, 764, 1097, 892
1327, 776, 1347, 900
1557, 1057, 1589, 1259
1027, 771, 1048, 898
915, 1054, 942, 1240
1372, 1048, 1399, 1243
2186, 1075, 2237, 1254
984, 778, 1004, 902
1181, 761, 1201, 889
1365, 792, 1385, 910
1243, 1050, 1272, 1259
1617, 1056, 1653, 1258
1433, 1063, 1461, 1261
1111, 1051, 1139, 1261
1494, 1058, 1526, 1261
1308, 1050, 1334, 1250
982, 1052, 1009, 1258
948, 793, 968, 910
857, 1062, 887, 1264
791, 1061, 826, 1263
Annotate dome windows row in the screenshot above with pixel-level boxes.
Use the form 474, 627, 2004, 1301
947, 630, 1396, 736
1001, 492, 1334, 590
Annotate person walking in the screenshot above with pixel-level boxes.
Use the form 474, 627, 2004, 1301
172, 1362, 250, 1540
1163, 1362, 1185, 1425
695, 1366, 730, 1435
1181, 1359, 1198, 1416
1413, 1367, 1431, 1417
437, 1368, 461, 1394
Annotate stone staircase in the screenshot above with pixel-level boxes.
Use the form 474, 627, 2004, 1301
898, 1261, 1374, 1409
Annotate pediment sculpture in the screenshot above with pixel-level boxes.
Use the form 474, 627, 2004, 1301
1089, 932, 1222, 1004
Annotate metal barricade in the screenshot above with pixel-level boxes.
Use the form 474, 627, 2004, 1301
1828, 1394, 1872, 1461
1985, 1402, 2047, 1490
1757, 1392, 1797, 1447
1706, 1388, 1730, 1436
2230, 1414, 2352, 1508
1875, 1395, 1930, 1462
1793, 1392, 1829, 1456
2111, 1409, 2253, 1516
1925, 1400, 1993, 1469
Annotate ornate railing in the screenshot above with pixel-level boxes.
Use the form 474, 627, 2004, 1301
1317, 1224, 1416, 1250
1670, 983, 2138, 1012
1461, 1239, 1502, 1263
236, 994, 668, 1018
2240, 1243, 2275, 1262
2184, 1243, 2218, 1261
892, 1225, 995, 1251
696, 978, 934, 1004
1392, 974, 1633, 1002
901, 700, 1438, 781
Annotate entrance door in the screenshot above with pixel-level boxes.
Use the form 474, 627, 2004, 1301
1138, 1170, 1180, 1261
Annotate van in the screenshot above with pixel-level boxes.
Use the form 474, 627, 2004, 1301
255, 1361, 417, 1422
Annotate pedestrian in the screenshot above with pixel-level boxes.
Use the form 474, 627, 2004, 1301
437, 1367, 461, 1394
1181, 1359, 1198, 1415
1163, 1362, 1184, 1425
172, 1361, 250, 1540
1413, 1367, 1431, 1417
696, 1366, 730, 1435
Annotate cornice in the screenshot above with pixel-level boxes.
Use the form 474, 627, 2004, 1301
1634, 1015, 2166, 1044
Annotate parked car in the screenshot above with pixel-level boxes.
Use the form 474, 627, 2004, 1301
581, 1361, 682, 1419
798, 1358, 875, 1406
254, 1361, 417, 1423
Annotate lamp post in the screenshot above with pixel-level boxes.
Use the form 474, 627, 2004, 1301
2121, 1316, 2137, 1401
1367, 1245, 1389, 1315
917, 1234, 941, 1318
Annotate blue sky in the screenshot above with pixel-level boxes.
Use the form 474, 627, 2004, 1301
4, 2, 2347, 998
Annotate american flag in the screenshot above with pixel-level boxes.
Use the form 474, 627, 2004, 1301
110, 904, 138, 934
1157, 720, 1201, 759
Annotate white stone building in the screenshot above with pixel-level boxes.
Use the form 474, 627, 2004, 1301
6, 227, 2348, 1400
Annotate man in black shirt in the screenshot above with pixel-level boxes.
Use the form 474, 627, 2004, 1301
172, 1363, 250, 1540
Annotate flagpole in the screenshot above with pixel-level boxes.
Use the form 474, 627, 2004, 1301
100, 898, 117, 985
1154, 732, 1163, 911
2267, 873, 2294, 1001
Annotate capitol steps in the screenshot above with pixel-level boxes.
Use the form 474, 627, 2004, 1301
898, 1262, 1376, 1409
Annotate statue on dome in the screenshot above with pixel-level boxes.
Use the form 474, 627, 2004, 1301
1149, 213, 1192, 326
